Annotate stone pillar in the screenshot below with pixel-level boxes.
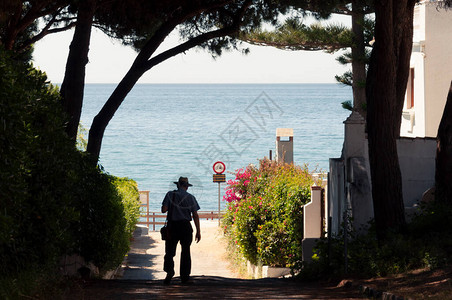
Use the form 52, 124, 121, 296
276, 128, 293, 164
343, 111, 373, 232
302, 185, 323, 262
343, 111, 366, 159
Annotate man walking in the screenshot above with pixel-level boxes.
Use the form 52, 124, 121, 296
161, 176, 201, 285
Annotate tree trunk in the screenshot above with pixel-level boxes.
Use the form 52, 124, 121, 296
87, 65, 146, 159
85, 17, 179, 160
435, 81, 452, 203
86, 9, 243, 160
351, 1, 366, 119
366, 0, 415, 242
60, 0, 96, 141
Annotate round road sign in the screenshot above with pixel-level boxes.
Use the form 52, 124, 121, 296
213, 161, 226, 174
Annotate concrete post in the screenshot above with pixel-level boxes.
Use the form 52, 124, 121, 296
343, 111, 366, 159
276, 128, 294, 164
343, 111, 373, 232
302, 185, 323, 262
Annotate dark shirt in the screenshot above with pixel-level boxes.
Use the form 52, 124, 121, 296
162, 188, 200, 222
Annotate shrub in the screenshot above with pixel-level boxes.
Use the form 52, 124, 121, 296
0, 50, 134, 296
113, 177, 141, 238
0, 49, 79, 275
69, 162, 130, 272
0, 49, 82, 297
223, 159, 316, 268
300, 202, 452, 279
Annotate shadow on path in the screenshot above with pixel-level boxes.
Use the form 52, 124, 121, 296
70, 224, 362, 299
121, 226, 162, 280
121, 222, 239, 281
65, 276, 362, 299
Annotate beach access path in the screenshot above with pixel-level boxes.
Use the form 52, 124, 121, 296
118, 220, 239, 281
64, 221, 363, 299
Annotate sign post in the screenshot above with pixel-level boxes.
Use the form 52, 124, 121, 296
212, 161, 226, 225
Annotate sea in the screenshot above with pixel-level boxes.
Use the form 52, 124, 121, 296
80, 84, 351, 212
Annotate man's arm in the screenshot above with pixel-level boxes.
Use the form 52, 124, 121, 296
192, 211, 201, 243
161, 205, 168, 213
161, 192, 170, 213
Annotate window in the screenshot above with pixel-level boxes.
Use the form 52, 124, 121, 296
406, 68, 415, 109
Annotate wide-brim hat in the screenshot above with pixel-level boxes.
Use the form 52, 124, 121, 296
174, 176, 193, 187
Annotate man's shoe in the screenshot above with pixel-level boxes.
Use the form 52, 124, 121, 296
163, 272, 174, 285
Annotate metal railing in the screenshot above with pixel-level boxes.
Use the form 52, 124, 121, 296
138, 211, 224, 231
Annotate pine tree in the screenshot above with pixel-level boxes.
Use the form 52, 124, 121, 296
241, 0, 373, 117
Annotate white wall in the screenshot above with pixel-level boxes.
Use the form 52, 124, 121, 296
401, 2, 452, 138
423, 2, 452, 137
330, 113, 436, 233
397, 138, 436, 207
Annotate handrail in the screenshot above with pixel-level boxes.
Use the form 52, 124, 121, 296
139, 211, 225, 231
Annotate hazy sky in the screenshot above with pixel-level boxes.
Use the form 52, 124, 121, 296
33, 17, 350, 84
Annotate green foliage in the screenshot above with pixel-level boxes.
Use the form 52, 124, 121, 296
298, 202, 452, 279
95, 0, 288, 57
242, 13, 375, 53
70, 162, 130, 272
0, 49, 133, 296
243, 17, 353, 52
77, 123, 88, 151
1, 1, 75, 58
341, 100, 353, 111
113, 177, 141, 238
336, 71, 353, 87
223, 159, 316, 268
0, 264, 67, 299
0, 48, 78, 275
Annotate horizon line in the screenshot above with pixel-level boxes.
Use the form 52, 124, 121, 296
71, 82, 345, 85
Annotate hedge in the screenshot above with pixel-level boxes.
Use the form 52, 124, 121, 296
0, 49, 139, 297
223, 159, 316, 268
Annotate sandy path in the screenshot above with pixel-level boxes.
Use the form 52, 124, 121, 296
119, 220, 239, 281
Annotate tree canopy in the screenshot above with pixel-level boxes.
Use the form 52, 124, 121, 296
244, 18, 354, 52
6, 0, 451, 244
240, 0, 374, 117
240, 0, 451, 242
0, 0, 76, 53
85, 0, 291, 158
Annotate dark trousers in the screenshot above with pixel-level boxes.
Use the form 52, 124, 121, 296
163, 220, 193, 279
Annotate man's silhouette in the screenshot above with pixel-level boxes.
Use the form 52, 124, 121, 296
161, 176, 201, 284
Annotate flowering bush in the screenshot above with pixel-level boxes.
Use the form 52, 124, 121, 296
223, 159, 317, 268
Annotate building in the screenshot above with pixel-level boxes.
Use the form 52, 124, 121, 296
327, 1, 452, 235
401, 1, 452, 138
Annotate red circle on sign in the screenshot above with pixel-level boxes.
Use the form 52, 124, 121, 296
213, 161, 226, 174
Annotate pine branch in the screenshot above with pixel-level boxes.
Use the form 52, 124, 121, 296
241, 18, 352, 53
144, 0, 252, 70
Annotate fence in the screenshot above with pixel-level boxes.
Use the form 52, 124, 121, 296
139, 191, 224, 231
138, 211, 224, 231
